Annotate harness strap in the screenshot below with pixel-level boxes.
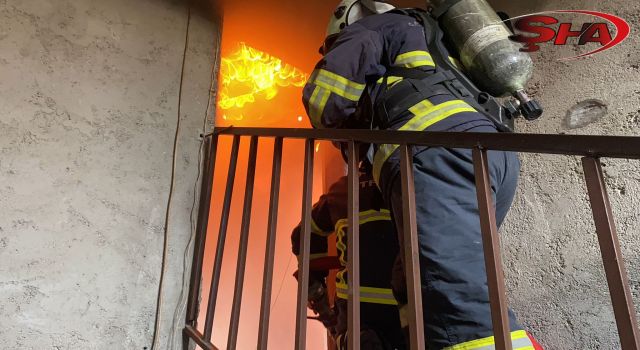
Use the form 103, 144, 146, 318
430, 0, 465, 19
379, 71, 459, 126
375, 8, 514, 132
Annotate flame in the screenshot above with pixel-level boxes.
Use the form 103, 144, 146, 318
218, 43, 308, 112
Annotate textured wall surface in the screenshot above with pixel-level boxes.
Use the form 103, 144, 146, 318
0, 0, 219, 348
488, 0, 640, 349
1, 0, 638, 349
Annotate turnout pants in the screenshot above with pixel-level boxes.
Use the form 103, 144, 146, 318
380, 128, 523, 349
333, 299, 407, 350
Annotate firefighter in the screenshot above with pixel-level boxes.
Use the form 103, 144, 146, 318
291, 157, 406, 350
302, 1, 543, 349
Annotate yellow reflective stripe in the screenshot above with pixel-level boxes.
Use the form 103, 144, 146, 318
311, 218, 332, 237
336, 270, 346, 285
394, 50, 435, 68
336, 229, 347, 267
336, 283, 394, 295
310, 69, 365, 101
296, 252, 329, 264
310, 252, 329, 260
444, 330, 533, 350
336, 334, 345, 350
408, 99, 435, 116
336, 294, 399, 305
402, 100, 475, 131
372, 100, 476, 184
335, 283, 399, 305
376, 76, 404, 87
335, 211, 392, 239
334, 209, 392, 267
308, 85, 330, 128
449, 56, 464, 70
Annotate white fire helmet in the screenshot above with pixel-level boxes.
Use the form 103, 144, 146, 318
320, 0, 395, 55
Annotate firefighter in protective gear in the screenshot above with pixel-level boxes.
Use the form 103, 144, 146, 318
303, 1, 544, 349
291, 160, 406, 350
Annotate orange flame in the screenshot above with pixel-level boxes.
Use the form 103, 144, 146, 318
218, 43, 308, 112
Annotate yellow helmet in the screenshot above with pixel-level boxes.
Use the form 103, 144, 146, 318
320, 0, 395, 54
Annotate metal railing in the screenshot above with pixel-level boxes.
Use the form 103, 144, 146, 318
183, 127, 640, 350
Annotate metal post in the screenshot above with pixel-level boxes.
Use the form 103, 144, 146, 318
183, 325, 219, 350
204, 135, 241, 341
227, 136, 259, 349
582, 157, 640, 350
472, 147, 512, 350
399, 144, 426, 350
295, 139, 315, 350
347, 141, 360, 350
186, 135, 218, 325
257, 137, 284, 350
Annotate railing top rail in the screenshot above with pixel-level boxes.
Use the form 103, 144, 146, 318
208, 127, 640, 160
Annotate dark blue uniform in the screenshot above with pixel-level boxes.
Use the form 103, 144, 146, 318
292, 171, 405, 350
303, 12, 532, 349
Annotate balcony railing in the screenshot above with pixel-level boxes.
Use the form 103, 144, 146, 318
182, 127, 640, 350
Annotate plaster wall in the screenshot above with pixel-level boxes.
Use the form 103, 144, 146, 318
0, 0, 219, 348
490, 0, 640, 348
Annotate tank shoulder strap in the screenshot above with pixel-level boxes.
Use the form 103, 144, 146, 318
386, 8, 455, 73
430, 0, 465, 19
403, 9, 516, 132
382, 8, 516, 132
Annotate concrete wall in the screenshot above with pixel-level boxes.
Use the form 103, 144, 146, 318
1, 0, 638, 349
0, 0, 219, 349
488, 0, 640, 348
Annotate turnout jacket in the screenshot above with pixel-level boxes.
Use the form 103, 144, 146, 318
302, 12, 495, 185
291, 172, 399, 305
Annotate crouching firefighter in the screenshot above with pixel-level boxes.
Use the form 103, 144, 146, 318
291, 155, 406, 350
302, 0, 544, 348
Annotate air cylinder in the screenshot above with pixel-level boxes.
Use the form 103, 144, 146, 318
430, 0, 533, 98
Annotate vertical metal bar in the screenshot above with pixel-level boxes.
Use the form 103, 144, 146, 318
227, 136, 259, 349
398, 144, 426, 350
582, 157, 640, 350
204, 135, 241, 341
472, 147, 512, 350
186, 135, 218, 325
257, 137, 284, 350
295, 139, 315, 350
347, 141, 360, 350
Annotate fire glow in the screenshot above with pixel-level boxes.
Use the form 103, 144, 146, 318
218, 43, 308, 119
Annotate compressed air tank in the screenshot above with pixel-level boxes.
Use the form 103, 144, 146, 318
430, 0, 533, 98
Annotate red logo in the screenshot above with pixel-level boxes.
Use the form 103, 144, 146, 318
509, 10, 631, 60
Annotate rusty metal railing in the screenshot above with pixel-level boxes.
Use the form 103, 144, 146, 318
183, 127, 640, 350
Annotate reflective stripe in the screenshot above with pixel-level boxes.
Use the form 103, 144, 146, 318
336, 333, 345, 350
444, 330, 534, 350
311, 218, 332, 237
309, 69, 365, 101
408, 99, 435, 116
334, 209, 392, 267
449, 56, 464, 70
336, 269, 346, 286
394, 50, 435, 68
376, 76, 404, 87
398, 304, 409, 328
308, 85, 330, 128
336, 283, 399, 305
310, 252, 329, 260
334, 209, 392, 235
372, 99, 476, 184
297, 252, 330, 263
